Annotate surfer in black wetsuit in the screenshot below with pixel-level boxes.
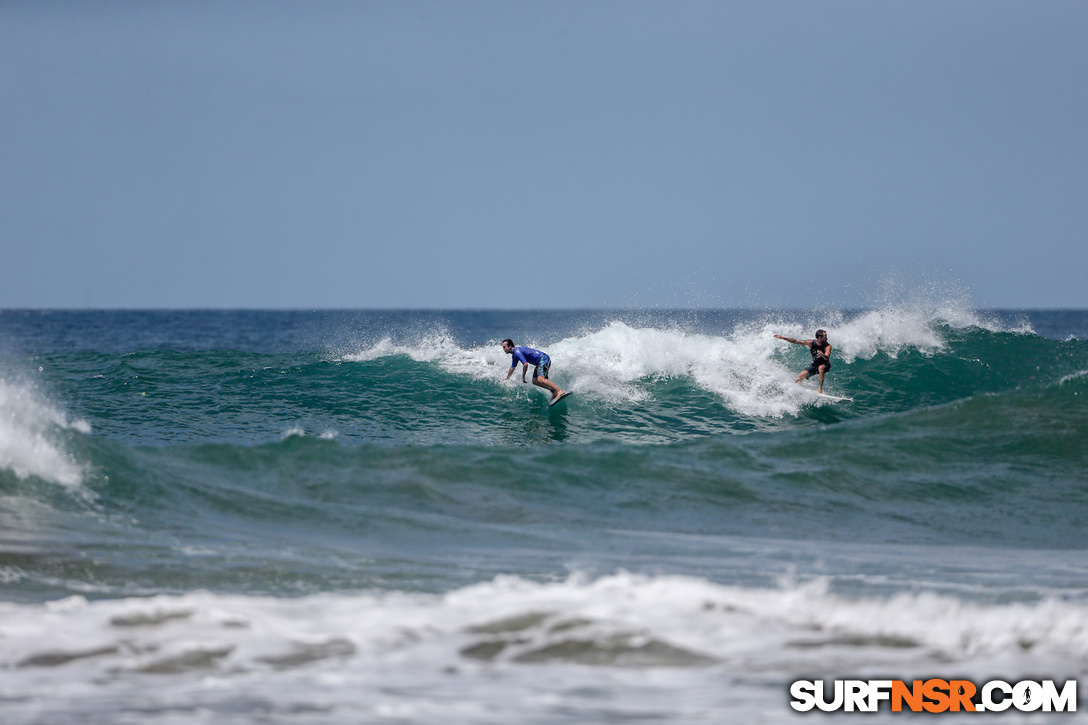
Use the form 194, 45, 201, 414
774, 329, 832, 393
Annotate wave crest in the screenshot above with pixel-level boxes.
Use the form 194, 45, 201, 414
0, 375, 89, 489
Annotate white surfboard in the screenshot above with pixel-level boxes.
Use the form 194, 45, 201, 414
816, 392, 853, 402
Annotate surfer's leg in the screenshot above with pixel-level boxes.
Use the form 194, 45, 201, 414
533, 376, 564, 399
817, 366, 827, 393
532, 358, 564, 398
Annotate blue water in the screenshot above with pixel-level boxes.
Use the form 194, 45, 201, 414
1, 306, 1086, 723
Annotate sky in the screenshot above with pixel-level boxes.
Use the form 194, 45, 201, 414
2, 1, 1086, 310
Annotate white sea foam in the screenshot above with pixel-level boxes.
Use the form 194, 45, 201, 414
280, 425, 307, 439
342, 328, 501, 380
549, 321, 806, 416
1058, 369, 1088, 386
0, 573, 1083, 724
279, 426, 340, 441
825, 301, 1031, 363
0, 375, 89, 489
339, 302, 1030, 419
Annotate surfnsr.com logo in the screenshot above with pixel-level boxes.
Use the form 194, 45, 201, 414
790, 679, 1077, 713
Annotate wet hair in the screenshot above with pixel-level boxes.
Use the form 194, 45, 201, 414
502, 339, 515, 348
815, 330, 827, 338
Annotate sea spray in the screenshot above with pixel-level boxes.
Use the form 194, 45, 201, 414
0, 373, 89, 489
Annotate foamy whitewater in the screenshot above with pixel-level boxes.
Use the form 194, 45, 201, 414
0, 376, 90, 489
1, 306, 1086, 723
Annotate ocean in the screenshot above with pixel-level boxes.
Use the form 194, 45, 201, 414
1, 306, 1086, 723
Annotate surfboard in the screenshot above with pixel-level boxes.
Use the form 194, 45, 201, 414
816, 392, 853, 402
549, 391, 574, 407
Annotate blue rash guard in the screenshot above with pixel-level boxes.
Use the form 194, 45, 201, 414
509, 346, 551, 379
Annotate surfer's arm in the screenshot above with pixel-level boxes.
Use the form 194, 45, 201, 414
503, 363, 528, 382
504, 356, 521, 381
504, 350, 526, 381
774, 335, 807, 345
503, 362, 529, 382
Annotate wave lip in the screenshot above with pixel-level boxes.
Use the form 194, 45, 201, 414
0, 375, 89, 489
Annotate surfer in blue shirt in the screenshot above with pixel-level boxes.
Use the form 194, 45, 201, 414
774, 329, 832, 393
501, 339, 567, 401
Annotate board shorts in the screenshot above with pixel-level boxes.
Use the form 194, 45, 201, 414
806, 360, 830, 376
533, 354, 551, 380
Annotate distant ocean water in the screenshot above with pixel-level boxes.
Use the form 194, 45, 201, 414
1, 306, 1086, 723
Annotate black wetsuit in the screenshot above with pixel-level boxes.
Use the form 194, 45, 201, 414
807, 339, 831, 376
